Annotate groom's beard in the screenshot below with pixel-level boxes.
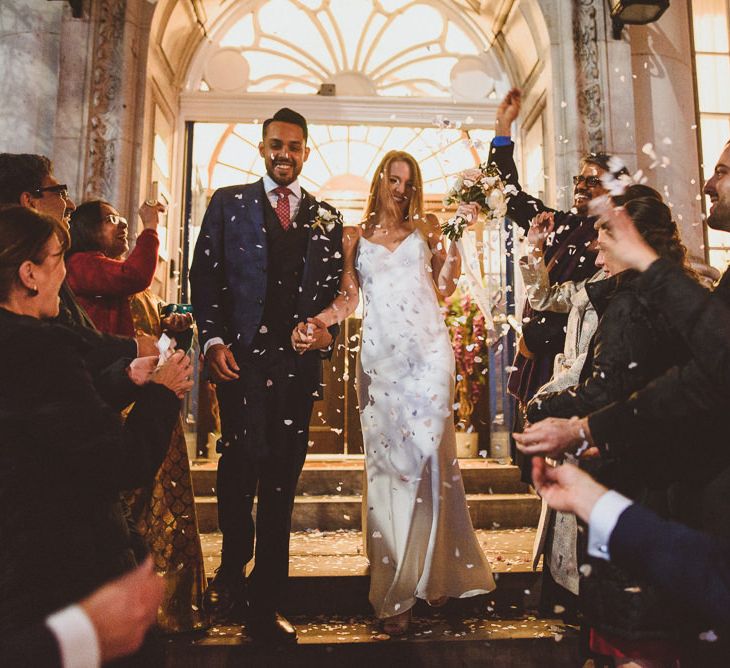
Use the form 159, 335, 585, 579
269, 159, 298, 186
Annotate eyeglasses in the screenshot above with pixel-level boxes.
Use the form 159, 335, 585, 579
573, 175, 602, 188
32, 184, 69, 199
104, 214, 127, 226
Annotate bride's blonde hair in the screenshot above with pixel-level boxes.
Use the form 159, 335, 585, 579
363, 151, 424, 228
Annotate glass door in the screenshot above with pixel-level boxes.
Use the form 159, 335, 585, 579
182, 119, 509, 455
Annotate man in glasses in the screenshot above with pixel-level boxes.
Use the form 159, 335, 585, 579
487, 88, 630, 426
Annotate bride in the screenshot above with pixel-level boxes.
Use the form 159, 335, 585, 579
294, 150, 495, 634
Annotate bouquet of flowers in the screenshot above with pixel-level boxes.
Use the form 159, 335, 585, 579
441, 163, 508, 241
443, 290, 488, 429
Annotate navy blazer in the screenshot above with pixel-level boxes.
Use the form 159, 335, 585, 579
190, 179, 344, 356
611, 502, 730, 632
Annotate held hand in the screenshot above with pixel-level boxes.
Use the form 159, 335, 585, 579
126, 356, 158, 386
495, 87, 522, 136
205, 343, 240, 382
80, 556, 164, 664
291, 317, 333, 354
161, 312, 193, 332
151, 349, 194, 397
306, 316, 334, 351
138, 200, 167, 230
531, 458, 608, 523
291, 321, 313, 354
513, 416, 592, 459
527, 211, 554, 252
596, 205, 659, 272
135, 333, 159, 358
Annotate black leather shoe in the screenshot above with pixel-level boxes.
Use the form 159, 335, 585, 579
203, 570, 247, 622
247, 610, 297, 644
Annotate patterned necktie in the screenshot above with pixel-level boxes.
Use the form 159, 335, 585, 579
273, 186, 292, 230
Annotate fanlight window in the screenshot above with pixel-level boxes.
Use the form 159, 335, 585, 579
199, 0, 503, 98
192, 122, 495, 210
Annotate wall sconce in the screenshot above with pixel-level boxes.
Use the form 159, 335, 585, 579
609, 0, 670, 39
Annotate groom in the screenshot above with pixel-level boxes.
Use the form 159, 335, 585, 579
190, 108, 343, 643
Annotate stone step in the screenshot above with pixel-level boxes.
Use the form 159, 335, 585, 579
201, 528, 542, 615
162, 615, 579, 667
195, 492, 541, 533
190, 458, 530, 497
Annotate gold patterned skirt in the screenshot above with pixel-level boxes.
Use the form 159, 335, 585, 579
123, 290, 209, 632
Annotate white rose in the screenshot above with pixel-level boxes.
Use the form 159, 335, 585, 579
487, 188, 505, 212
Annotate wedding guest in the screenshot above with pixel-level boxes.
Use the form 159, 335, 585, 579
521, 185, 662, 621
298, 150, 494, 636
0, 558, 164, 668
66, 200, 162, 336
0, 206, 192, 660
523, 196, 697, 665
531, 459, 730, 635
488, 89, 625, 482
514, 142, 730, 544
124, 290, 208, 633
66, 198, 206, 632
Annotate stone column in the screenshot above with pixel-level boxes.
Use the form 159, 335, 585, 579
53, 3, 94, 200
0, 1, 63, 155
628, 2, 704, 255
82, 0, 152, 221
539, 0, 636, 210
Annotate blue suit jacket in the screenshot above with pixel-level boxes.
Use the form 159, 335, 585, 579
611, 502, 730, 633
190, 179, 344, 362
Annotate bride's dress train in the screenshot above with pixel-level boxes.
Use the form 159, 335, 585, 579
355, 231, 495, 619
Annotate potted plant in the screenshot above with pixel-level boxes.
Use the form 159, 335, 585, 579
443, 289, 488, 457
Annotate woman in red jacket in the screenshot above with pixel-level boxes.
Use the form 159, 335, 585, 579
66, 200, 162, 335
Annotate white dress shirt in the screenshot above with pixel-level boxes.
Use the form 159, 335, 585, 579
587, 490, 634, 560
46, 605, 100, 668
202, 176, 302, 355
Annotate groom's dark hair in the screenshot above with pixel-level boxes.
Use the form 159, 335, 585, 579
262, 108, 308, 143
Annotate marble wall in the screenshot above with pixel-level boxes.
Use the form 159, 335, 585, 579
627, 2, 705, 255
0, 1, 64, 157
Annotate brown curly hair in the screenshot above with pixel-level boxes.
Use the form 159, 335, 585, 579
623, 196, 694, 274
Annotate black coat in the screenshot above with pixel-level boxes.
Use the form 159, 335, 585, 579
526, 270, 695, 641
526, 271, 690, 451
587, 261, 730, 539
57, 281, 139, 409
0, 308, 179, 634
0, 622, 61, 667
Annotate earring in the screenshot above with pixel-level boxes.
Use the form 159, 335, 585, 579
28, 286, 39, 297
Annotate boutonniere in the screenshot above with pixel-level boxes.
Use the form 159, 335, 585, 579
311, 205, 343, 234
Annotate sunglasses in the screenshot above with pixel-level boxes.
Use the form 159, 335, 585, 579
572, 175, 602, 188
104, 214, 127, 226
33, 184, 69, 199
